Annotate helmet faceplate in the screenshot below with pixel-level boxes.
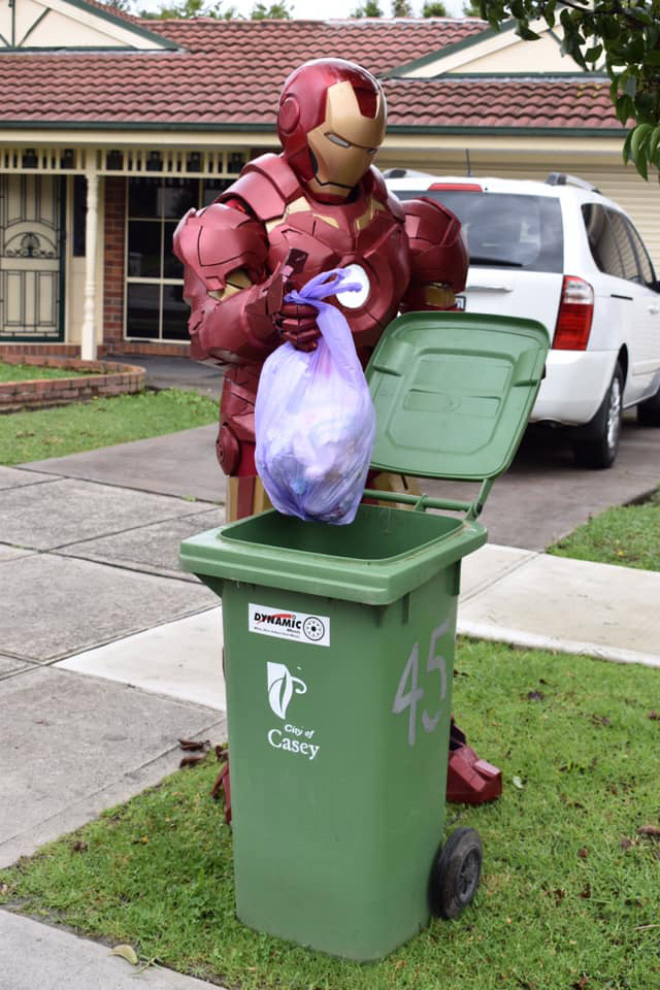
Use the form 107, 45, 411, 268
277, 59, 386, 202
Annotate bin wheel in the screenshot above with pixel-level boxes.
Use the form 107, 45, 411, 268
430, 827, 482, 920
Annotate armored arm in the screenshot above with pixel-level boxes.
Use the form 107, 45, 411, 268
400, 198, 469, 312
173, 199, 284, 363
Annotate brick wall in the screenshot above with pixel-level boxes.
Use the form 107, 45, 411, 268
0, 355, 145, 411
103, 177, 126, 349
0, 343, 80, 358
101, 340, 190, 358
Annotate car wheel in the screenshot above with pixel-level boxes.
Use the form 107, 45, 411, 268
637, 384, 660, 427
572, 362, 623, 469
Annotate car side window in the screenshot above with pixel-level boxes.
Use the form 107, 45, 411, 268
582, 203, 625, 279
606, 210, 640, 283
623, 216, 657, 290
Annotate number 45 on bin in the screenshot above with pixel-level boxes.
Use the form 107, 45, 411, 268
392, 621, 450, 748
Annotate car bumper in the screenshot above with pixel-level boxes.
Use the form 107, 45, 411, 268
531, 349, 617, 425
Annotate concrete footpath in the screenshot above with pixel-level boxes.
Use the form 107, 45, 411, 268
1, 359, 659, 988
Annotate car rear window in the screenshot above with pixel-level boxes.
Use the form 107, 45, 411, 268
394, 190, 564, 273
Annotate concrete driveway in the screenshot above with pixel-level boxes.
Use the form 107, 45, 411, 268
426, 414, 660, 550
114, 355, 660, 552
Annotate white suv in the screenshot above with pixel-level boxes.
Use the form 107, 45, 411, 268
385, 170, 660, 468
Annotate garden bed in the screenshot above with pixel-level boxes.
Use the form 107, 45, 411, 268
0, 355, 145, 412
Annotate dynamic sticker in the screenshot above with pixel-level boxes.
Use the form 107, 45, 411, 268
249, 603, 330, 647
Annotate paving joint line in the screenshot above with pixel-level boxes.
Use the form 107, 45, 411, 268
55, 549, 199, 585
0, 474, 66, 491
41, 601, 219, 665
460, 550, 541, 603
37, 509, 222, 555
15, 469, 224, 506
45, 549, 207, 586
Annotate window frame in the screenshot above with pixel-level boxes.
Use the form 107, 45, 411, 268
123, 172, 244, 343
581, 202, 626, 280
621, 213, 658, 290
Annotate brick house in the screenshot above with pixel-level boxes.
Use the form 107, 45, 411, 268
0, 0, 642, 360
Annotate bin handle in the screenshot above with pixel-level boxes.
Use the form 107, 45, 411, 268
362, 478, 493, 520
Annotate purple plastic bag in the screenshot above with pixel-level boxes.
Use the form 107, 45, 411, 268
255, 268, 377, 525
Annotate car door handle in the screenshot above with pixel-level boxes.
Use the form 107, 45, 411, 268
466, 283, 513, 293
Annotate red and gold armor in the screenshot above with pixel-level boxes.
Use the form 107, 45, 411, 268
173, 57, 468, 513
174, 59, 501, 808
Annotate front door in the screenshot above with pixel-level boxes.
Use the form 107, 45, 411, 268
0, 175, 64, 342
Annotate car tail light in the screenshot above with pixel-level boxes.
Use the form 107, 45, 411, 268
553, 275, 594, 350
429, 183, 483, 192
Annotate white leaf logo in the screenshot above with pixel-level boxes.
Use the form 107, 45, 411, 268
267, 662, 307, 720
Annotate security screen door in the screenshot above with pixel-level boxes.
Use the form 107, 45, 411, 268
0, 175, 63, 341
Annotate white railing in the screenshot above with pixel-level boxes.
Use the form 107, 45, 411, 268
0, 147, 248, 178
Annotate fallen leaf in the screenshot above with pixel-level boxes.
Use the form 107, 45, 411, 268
527, 690, 545, 701
72, 841, 88, 853
637, 825, 660, 838
592, 715, 612, 726
578, 847, 589, 859
648, 711, 659, 721
619, 838, 633, 850
111, 945, 139, 966
572, 977, 589, 990
0, 883, 9, 895
178, 738, 210, 752
580, 883, 592, 899
512, 776, 524, 790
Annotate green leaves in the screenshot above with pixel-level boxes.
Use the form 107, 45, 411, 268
583, 43, 603, 64
481, 0, 660, 178
630, 122, 655, 178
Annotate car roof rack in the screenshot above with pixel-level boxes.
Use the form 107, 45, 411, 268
546, 172, 600, 193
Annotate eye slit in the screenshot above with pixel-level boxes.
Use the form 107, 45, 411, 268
326, 133, 351, 149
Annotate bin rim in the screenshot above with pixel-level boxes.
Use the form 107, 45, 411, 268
179, 506, 487, 606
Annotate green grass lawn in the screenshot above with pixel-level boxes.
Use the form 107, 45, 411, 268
548, 486, 660, 572
2, 641, 658, 990
0, 361, 93, 382
0, 388, 218, 465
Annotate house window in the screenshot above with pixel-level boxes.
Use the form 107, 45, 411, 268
125, 177, 233, 342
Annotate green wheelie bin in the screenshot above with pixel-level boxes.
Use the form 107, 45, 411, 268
179, 312, 549, 961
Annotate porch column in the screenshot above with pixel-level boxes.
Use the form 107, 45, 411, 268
81, 156, 99, 360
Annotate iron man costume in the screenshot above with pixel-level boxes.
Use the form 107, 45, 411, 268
174, 58, 501, 807
173, 58, 467, 510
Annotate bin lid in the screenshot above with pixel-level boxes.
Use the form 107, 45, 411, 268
365, 312, 549, 482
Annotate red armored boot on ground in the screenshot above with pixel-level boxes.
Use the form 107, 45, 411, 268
173, 58, 502, 812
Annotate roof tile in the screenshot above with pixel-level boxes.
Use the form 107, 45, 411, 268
0, 18, 621, 131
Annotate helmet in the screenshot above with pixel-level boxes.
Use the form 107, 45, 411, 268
277, 58, 387, 201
